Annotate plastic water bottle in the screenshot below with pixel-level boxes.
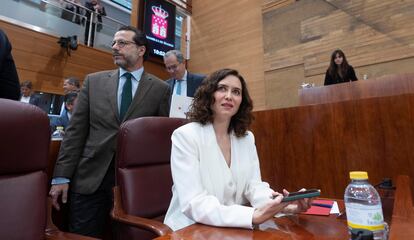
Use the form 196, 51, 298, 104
52, 126, 65, 140
344, 171, 386, 240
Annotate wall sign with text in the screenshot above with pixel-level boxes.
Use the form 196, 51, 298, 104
143, 0, 176, 58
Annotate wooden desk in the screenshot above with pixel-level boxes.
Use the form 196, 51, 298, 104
298, 73, 414, 106
155, 176, 414, 240
389, 175, 414, 239
155, 202, 348, 240
155, 214, 348, 240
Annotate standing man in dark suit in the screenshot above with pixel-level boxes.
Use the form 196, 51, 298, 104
49, 26, 170, 238
83, 0, 106, 47
56, 77, 80, 115
0, 29, 20, 100
163, 50, 204, 98
50, 92, 78, 132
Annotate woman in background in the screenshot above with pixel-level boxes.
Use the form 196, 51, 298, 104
324, 49, 358, 85
164, 68, 312, 231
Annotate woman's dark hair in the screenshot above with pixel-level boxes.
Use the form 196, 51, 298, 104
20, 80, 33, 89
327, 49, 350, 80
187, 68, 254, 137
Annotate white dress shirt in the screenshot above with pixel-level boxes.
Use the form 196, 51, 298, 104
164, 122, 273, 231
20, 96, 30, 103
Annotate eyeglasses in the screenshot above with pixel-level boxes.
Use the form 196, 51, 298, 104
165, 64, 179, 72
111, 40, 136, 48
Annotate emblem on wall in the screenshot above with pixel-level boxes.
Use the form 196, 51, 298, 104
151, 5, 169, 39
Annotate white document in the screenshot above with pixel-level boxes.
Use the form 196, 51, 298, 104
330, 201, 340, 214
169, 95, 193, 118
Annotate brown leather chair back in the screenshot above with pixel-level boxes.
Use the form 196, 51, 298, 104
0, 99, 50, 239
116, 117, 187, 240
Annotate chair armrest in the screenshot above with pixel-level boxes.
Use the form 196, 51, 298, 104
45, 197, 98, 240
45, 231, 98, 240
110, 186, 173, 236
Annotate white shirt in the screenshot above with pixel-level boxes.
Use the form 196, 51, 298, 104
164, 122, 273, 231
20, 96, 30, 103
117, 67, 143, 113
173, 70, 188, 96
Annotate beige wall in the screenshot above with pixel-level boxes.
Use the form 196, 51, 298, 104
189, 0, 266, 110
263, 0, 414, 109
189, 0, 414, 110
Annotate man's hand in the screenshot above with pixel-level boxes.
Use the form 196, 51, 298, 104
49, 183, 69, 210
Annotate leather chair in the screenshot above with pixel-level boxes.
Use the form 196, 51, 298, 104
0, 99, 95, 240
111, 117, 188, 240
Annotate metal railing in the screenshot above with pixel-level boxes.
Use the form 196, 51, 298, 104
0, 0, 127, 52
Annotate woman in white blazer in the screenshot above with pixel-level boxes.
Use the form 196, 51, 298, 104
164, 69, 312, 231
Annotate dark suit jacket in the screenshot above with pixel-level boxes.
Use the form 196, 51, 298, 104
84, 1, 106, 31
29, 94, 41, 106
0, 29, 20, 100
50, 109, 70, 132
53, 69, 170, 194
19, 94, 41, 106
166, 72, 205, 98
324, 65, 358, 85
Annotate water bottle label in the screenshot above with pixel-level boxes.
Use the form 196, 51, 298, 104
345, 203, 384, 231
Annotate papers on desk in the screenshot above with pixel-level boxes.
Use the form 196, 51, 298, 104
169, 95, 193, 119
273, 199, 340, 218
302, 199, 339, 216
330, 201, 340, 214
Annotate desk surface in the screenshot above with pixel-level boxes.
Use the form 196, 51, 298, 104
156, 176, 414, 240
155, 213, 348, 240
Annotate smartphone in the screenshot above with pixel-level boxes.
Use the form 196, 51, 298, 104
281, 189, 321, 202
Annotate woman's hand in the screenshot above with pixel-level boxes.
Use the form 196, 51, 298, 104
282, 189, 313, 214
252, 191, 289, 225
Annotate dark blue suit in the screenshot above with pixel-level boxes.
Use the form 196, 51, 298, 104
50, 108, 70, 132
29, 95, 41, 106
166, 72, 205, 98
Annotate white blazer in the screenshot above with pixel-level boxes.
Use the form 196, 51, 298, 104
164, 122, 274, 231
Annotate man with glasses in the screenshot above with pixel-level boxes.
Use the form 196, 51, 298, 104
163, 50, 205, 98
49, 26, 170, 238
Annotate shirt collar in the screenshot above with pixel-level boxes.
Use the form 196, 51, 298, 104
177, 70, 188, 81
182, 70, 188, 81
119, 67, 144, 81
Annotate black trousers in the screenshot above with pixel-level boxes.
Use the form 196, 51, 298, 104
84, 22, 96, 47
68, 162, 115, 238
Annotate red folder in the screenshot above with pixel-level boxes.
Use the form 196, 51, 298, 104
302, 199, 334, 216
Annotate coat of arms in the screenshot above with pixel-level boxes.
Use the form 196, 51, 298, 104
151, 5, 169, 39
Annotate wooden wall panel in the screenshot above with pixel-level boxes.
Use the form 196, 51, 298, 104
262, 0, 295, 13
299, 73, 414, 105
251, 93, 414, 199
190, 0, 266, 110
